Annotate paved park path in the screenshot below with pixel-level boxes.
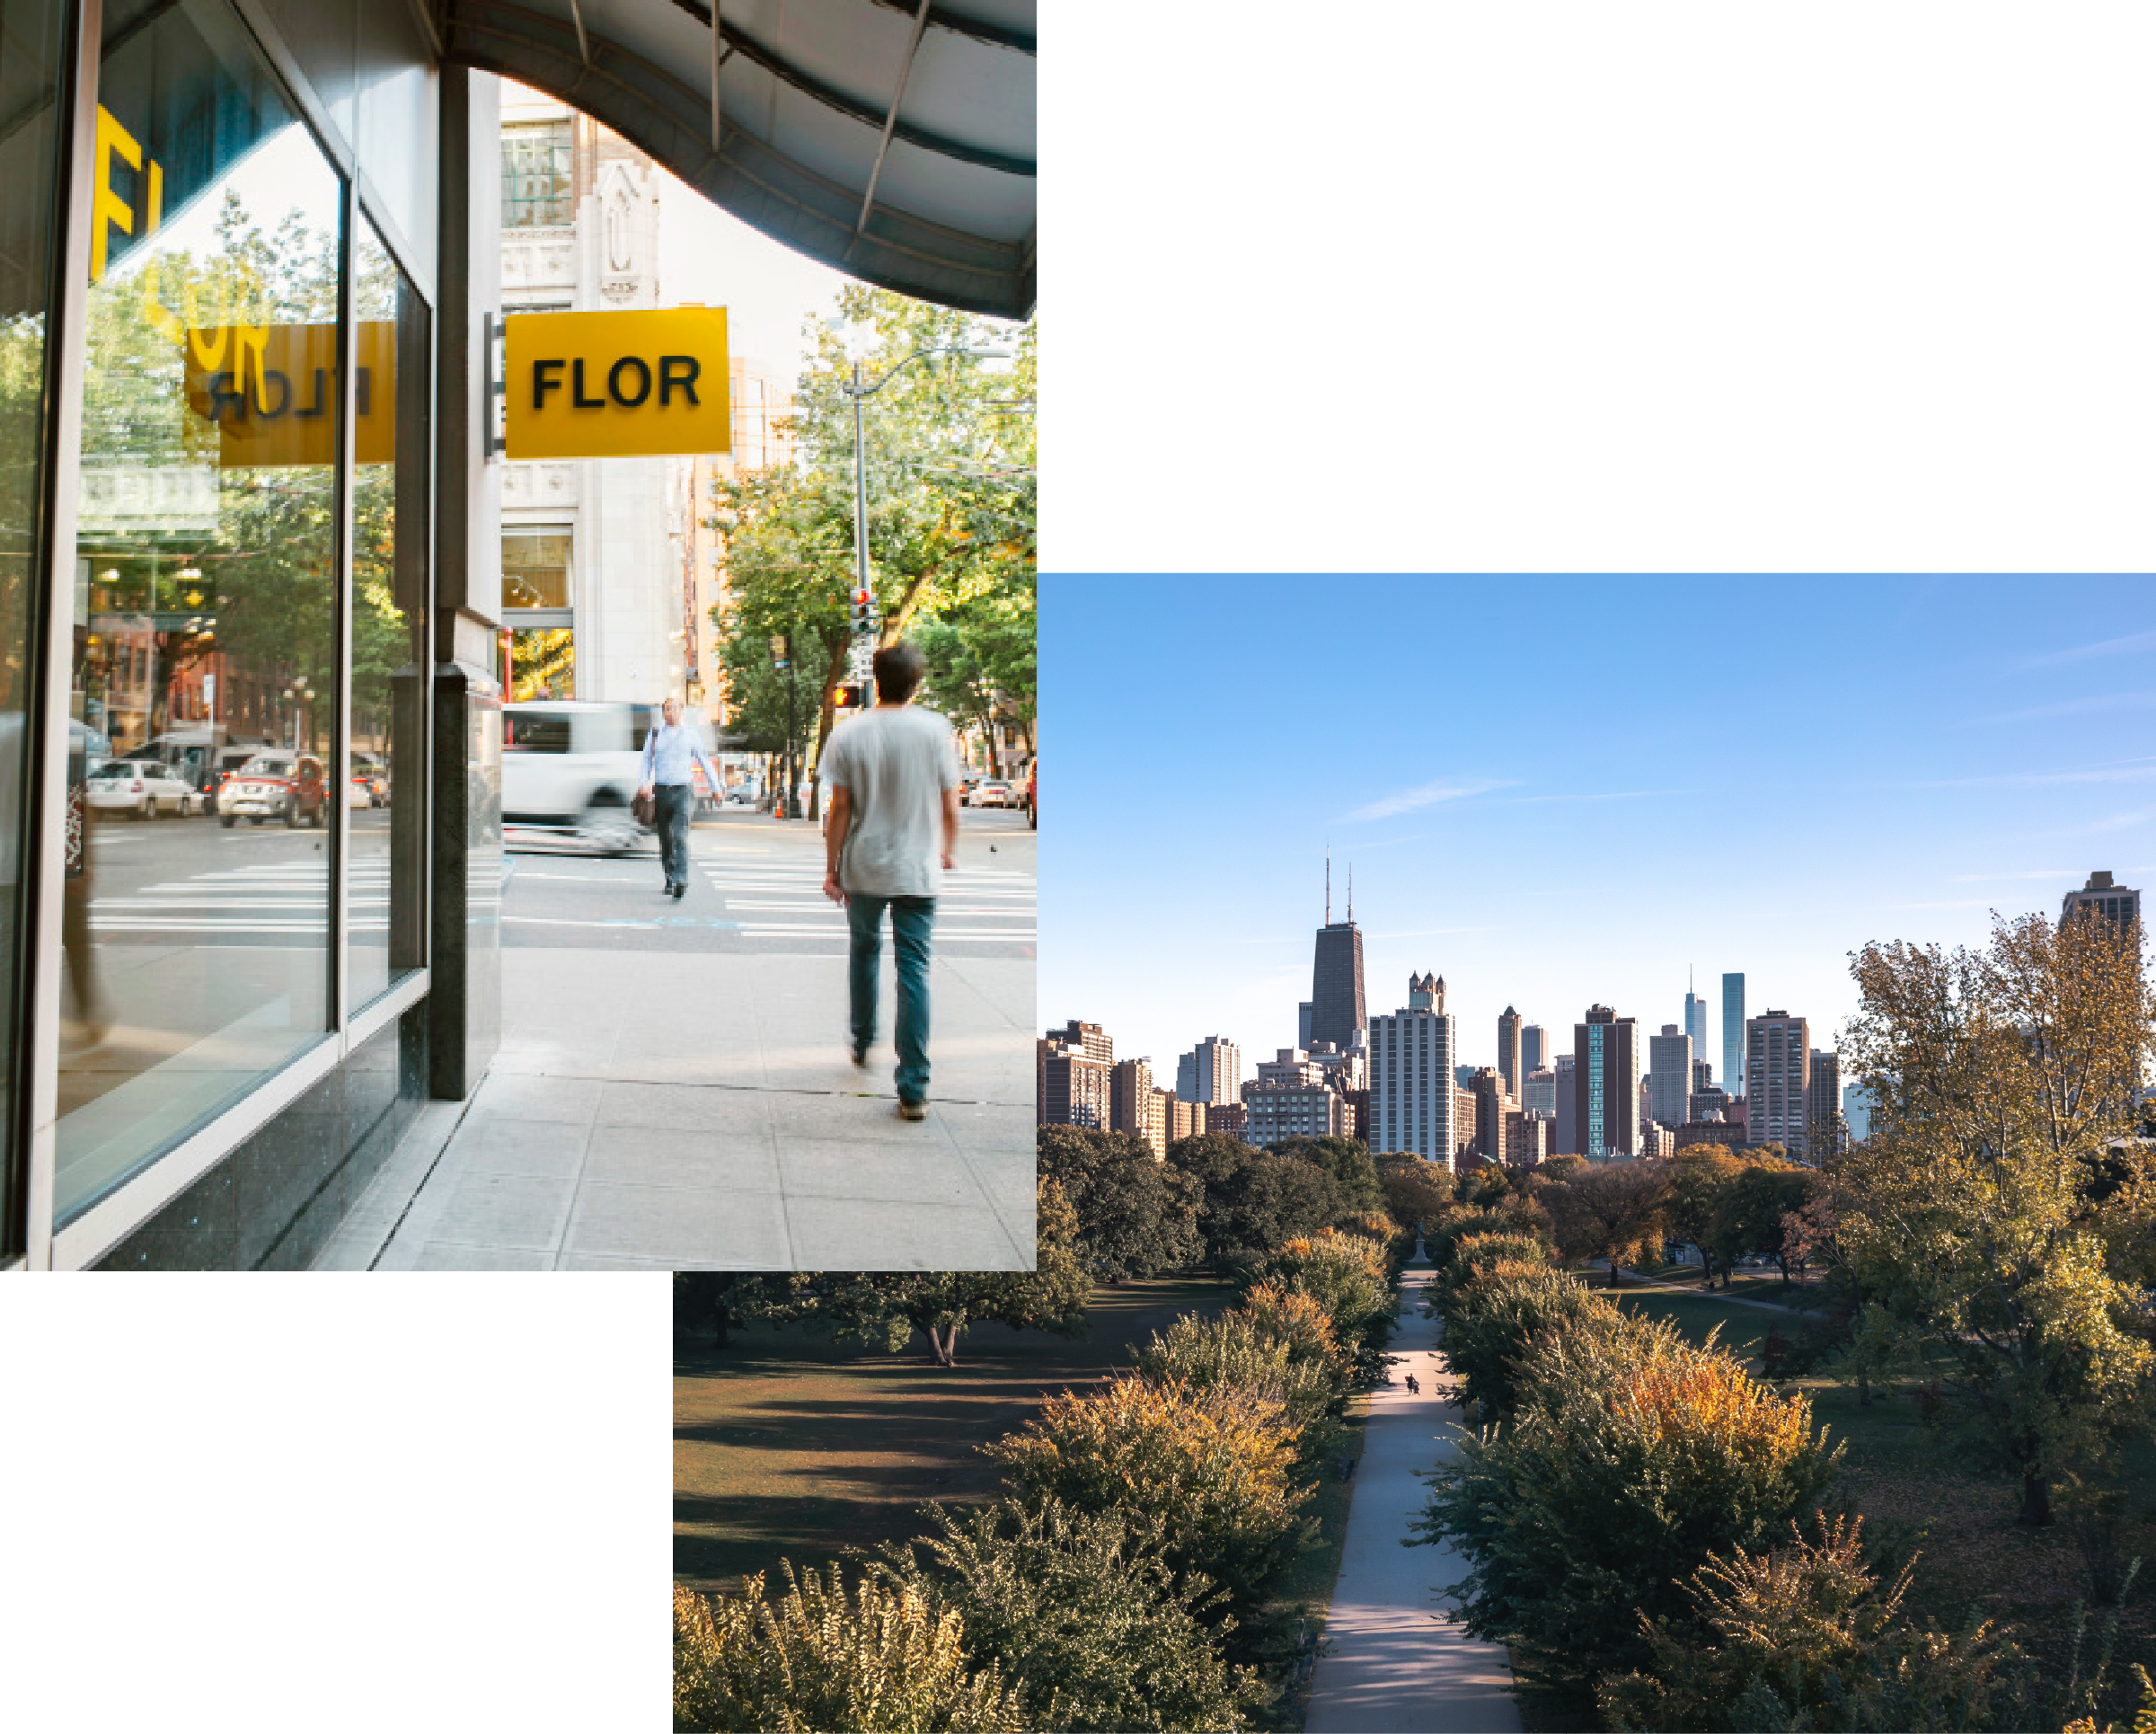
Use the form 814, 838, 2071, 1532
1304, 1250, 1521, 1734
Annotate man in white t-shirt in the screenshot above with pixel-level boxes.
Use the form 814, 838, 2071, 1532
819, 641, 960, 1119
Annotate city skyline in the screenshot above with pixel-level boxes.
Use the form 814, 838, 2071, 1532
1040, 577, 2156, 1080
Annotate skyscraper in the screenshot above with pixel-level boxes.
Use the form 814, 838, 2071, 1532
1808, 1049, 1841, 1155
1110, 1057, 1161, 1156
1310, 858, 1366, 1054
1722, 972, 1745, 1093
1648, 1023, 1692, 1131
1175, 1036, 1242, 1105
1683, 980, 1709, 1067
1370, 972, 1455, 1164
1745, 1011, 1811, 1161
1522, 1024, 1549, 1074
1553, 1054, 1577, 1154
1497, 1006, 1524, 1097
2060, 871, 2142, 942
1574, 1005, 1640, 1157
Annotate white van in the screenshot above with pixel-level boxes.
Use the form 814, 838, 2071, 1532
501, 700, 702, 854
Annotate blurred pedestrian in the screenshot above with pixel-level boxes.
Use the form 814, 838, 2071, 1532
636, 696, 720, 899
819, 641, 959, 1120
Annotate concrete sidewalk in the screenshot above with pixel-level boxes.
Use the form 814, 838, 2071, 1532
313, 942, 1033, 1271
1305, 1258, 1521, 1734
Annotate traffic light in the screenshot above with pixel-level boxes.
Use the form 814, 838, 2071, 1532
833, 683, 865, 712
850, 587, 873, 635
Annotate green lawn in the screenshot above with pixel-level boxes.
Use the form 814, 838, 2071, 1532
674, 1278, 1242, 1594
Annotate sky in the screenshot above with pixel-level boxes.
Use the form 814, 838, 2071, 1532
1039, 577, 2156, 1088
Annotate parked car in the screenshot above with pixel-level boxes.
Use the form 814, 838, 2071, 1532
351, 754, 390, 808
972, 778, 1012, 809
959, 773, 983, 806
501, 700, 674, 854
84, 758, 198, 818
219, 753, 327, 827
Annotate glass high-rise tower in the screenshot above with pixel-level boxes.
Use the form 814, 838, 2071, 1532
1722, 972, 1745, 1093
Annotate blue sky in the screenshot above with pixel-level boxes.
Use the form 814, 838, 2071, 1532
1039, 577, 2156, 1087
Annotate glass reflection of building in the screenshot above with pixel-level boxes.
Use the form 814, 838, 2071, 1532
6, 0, 451, 1268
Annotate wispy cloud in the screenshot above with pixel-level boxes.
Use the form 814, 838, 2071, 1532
1892, 758, 2156, 792
1973, 691, 2156, 725
1345, 778, 1512, 822
2019, 629, 2156, 668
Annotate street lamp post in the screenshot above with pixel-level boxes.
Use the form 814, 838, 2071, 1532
835, 332, 1012, 682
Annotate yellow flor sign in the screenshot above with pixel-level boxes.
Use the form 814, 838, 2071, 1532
181, 322, 396, 467
503, 308, 731, 460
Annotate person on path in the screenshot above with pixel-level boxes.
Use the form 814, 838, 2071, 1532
636, 696, 720, 899
818, 641, 959, 1120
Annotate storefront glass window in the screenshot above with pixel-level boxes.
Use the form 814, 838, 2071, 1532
501, 526, 571, 610
347, 211, 429, 1013
58, 0, 344, 1222
0, 0, 69, 1255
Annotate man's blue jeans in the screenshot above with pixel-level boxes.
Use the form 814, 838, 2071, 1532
847, 892, 935, 1102
655, 784, 693, 886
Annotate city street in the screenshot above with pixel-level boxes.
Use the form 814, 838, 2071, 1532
319, 805, 1035, 1270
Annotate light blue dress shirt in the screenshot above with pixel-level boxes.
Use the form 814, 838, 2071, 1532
641, 722, 720, 790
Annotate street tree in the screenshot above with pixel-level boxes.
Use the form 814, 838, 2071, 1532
1539, 1158, 1674, 1282
1836, 910, 2156, 1526
670, 1272, 813, 1347
1035, 1125, 1203, 1280
708, 285, 1033, 811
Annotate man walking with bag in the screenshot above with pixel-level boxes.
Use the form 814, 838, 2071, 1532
636, 696, 720, 899
819, 641, 960, 1120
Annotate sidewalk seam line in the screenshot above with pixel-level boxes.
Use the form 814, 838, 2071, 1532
367, 1094, 486, 1271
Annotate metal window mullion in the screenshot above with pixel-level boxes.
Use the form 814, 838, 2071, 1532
331, 172, 356, 1040
21, 0, 105, 1270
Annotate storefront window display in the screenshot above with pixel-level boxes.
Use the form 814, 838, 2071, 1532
58, 0, 345, 1222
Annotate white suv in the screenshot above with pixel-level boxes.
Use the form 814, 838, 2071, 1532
501, 701, 670, 854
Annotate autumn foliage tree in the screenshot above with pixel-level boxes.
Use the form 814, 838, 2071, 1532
1411, 1311, 1843, 1692
984, 1372, 1315, 1655
1836, 910, 2156, 1526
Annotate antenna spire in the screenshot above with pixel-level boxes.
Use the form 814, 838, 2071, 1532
1348, 863, 1353, 921
1325, 849, 1331, 925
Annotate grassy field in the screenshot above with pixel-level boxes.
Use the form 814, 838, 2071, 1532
676, 1278, 1244, 1594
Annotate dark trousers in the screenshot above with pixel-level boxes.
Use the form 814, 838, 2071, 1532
655, 784, 693, 886
847, 893, 935, 1101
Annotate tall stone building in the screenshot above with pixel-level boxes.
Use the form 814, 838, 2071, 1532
1369, 971, 1454, 1163
1522, 1022, 1549, 1075
1497, 1006, 1524, 1098
1176, 1036, 1242, 1105
499, 84, 786, 714
1745, 1011, 1812, 1162
1111, 1057, 1165, 1157
1648, 1023, 1692, 1133
1553, 1054, 1578, 1154
1038, 1037, 1110, 1129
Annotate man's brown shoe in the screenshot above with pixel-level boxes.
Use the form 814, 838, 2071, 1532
897, 1097, 928, 1121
